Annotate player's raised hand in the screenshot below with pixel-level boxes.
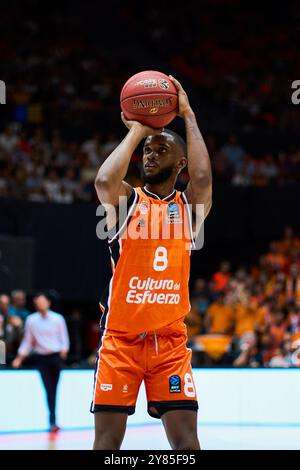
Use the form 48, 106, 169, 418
121, 112, 163, 138
168, 75, 192, 118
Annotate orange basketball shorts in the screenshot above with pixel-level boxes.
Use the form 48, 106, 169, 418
90, 320, 198, 418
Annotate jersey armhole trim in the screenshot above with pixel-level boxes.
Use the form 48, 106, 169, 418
108, 188, 138, 244
181, 191, 196, 249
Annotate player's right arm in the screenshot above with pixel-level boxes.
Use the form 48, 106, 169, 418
95, 114, 161, 230
95, 113, 161, 206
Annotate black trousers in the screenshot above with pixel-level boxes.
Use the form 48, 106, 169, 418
34, 352, 63, 426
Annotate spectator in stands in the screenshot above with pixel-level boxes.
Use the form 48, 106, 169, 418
27, 186, 48, 202
62, 168, 82, 200
262, 306, 289, 366
43, 169, 61, 201
185, 299, 202, 339
211, 147, 233, 183
285, 264, 300, 302
264, 241, 287, 272
212, 261, 231, 292
232, 291, 266, 362
51, 183, 74, 204
286, 338, 300, 368
221, 134, 246, 173
102, 132, 120, 158
81, 131, 104, 167
205, 291, 234, 335
277, 226, 300, 255
287, 301, 300, 341
0, 125, 19, 156
233, 331, 263, 368
0, 294, 13, 323
227, 267, 248, 304
259, 154, 279, 185
9, 290, 31, 321
0, 168, 8, 197
0, 294, 23, 356
191, 278, 211, 316
0, 295, 8, 340
25, 167, 43, 196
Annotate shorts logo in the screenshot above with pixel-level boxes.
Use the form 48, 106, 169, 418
100, 384, 112, 391
167, 202, 182, 224
122, 384, 128, 393
169, 375, 181, 393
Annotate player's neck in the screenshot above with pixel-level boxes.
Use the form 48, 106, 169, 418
144, 182, 175, 200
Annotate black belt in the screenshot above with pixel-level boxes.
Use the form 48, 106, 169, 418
34, 352, 61, 358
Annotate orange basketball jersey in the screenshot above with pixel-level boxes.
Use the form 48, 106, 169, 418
99, 186, 194, 334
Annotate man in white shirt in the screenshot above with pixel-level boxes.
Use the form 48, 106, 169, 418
12, 293, 70, 432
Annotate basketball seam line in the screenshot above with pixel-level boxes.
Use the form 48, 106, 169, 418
121, 109, 178, 117
121, 92, 177, 101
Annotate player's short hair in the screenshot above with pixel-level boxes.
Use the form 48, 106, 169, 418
162, 129, 187, 157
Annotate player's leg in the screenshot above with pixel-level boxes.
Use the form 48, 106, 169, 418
145, 326, 199, 450
91, 333, 144, 450
93, 412, 128, 450
161, 409, 200, 450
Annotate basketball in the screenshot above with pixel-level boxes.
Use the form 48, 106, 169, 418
120, 70, 178, 128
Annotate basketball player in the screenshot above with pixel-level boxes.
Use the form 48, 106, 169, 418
91, 76, 212, 450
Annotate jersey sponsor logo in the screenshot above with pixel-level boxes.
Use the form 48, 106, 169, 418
129, 276, 180, 291
169, 375, 181, 393
126, 276, 181, 305
100, 384, 113, 391
126, 290, 180, 305
167, 202, 182, 224
138, 201, 149, 214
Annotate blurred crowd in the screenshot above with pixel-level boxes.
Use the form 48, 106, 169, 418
1, 0, 300, 202
0, 125, 300, 203
1, 226, 300, 368
0, 290, 30, 359
1, 0, 300, 367
186, 226, 300, 368
0, 125, 118, 202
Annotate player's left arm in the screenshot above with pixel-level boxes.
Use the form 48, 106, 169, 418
169, 76, 212, 237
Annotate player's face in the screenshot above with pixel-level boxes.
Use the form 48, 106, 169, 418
142, 134, 183, 182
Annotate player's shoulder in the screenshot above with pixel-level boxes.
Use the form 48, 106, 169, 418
133, 186, 143, 198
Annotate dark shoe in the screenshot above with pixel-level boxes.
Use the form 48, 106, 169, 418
49, 425, 61, 433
